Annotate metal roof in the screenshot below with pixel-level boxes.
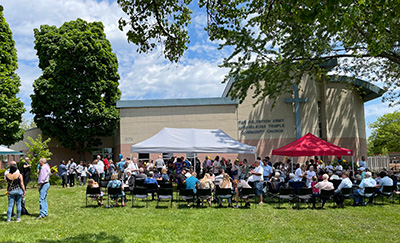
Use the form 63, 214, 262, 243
117, 97, 238, 108
328, 76, 385, 102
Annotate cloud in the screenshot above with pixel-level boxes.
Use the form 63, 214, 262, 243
364, 100, 397, 118
2, 0, 228, 120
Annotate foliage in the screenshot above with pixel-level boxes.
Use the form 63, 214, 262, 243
0, 186, 399, 242
369, 111, 400, 154
0, 5, 25, 145
20, 117, 37, 131
24, 134, 52, 177
49, 174, 60, 185
31, 19, 121, 160
118, 0, 400, 105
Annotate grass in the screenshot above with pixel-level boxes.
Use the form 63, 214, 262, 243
0, 185, 399, 243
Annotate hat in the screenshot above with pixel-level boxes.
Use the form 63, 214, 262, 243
359, 167, 365, 171
119, 154, 123, 160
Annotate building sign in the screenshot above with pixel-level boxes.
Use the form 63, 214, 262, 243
238, 119, 285, 134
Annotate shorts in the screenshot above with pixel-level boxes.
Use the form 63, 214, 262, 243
254, 181, 263, 196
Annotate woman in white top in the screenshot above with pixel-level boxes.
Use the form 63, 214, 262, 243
305, 166, 316, 188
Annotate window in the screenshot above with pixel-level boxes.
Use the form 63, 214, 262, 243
92, 148, 113, 161
138, 153, 149, 162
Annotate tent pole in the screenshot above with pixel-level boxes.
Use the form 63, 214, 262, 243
352, 156, 354, 172
291, 157, 293, 173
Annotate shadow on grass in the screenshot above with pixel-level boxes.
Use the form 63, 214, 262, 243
38, 232, 124, 243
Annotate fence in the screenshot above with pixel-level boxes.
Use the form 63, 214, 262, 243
367, 156, 390, 171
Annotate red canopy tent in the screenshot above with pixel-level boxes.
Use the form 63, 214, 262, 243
272, 133, 353, 157
272, 133, 353, 171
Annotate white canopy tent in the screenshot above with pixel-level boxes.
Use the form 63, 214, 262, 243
131, 127, 257, 155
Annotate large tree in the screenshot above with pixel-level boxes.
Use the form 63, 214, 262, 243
31, 19, 120, 160
368, 111, 400, 155
117, 0, 400, 104
0, 5, 25, 146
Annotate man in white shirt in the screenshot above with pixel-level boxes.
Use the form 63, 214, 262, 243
352, 171, 376, 206
294, 164, 305, 182
325, 161, 334, 173
333, 172, 353, 208
154, 155, 165, 172
250, 160, 264, 204
376, 171, 393, 193
261, 159, 273, 182
96, 159, 105, 180
127, 158, 139, 175
359, 156, 367, 170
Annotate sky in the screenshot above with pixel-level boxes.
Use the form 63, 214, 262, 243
2, 0, 397, 138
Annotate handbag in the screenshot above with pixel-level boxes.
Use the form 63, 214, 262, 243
5, 177, 16, 196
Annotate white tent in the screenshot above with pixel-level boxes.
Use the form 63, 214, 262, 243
0, 146, 23, 155
131, 128, 257, 154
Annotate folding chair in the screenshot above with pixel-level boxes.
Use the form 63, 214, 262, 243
341, 187, 353, 205
362, 187, 375, 206
196, 189, 213, 208
145, 183, 159, 200
132, 187, 149, 208
239, 187, 256, 208
215, 188, 233, 207
288, 181, 306, 194
99, 180, 110, 196
85, 186, 101, 207
107, 187, 123, 208
157, 188, 173, 208
376, 186, 394, 205
135, 179, 145, 188
277, 188, 294, 208
295, 188, 312, 210
179, 189, 195, 207
330, 180, 342, 190
319, 189, 334, 208
160, 183, 173, 189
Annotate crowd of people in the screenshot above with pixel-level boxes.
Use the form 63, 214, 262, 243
4, 154, 400, 223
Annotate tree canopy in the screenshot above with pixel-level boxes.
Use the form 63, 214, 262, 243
117, 0, 400, 104
0, 5, 25, 146
368, 111, 400, 155
31, 19, 120, 160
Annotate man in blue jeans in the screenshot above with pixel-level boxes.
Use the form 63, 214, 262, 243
37, 158, 51, 219
250, 160, 264, 204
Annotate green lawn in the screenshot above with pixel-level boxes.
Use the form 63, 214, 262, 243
0, 185, 399, 243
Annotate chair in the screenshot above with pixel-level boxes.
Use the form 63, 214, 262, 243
330, 180, 342, 190
179, 189, 195, 207
277, 188, 294, 208
319, 190, 334, 208
362, 187, 375, 206
215, 188, 233, 207
196, 189, 213, 208
132, 187, 149, 208
341, 187, 353, 204
107, 187, 123, 207
157, 188, 173, 208
85, 186, 101, 207
288, 181, 306, 194
160, 183, 173, 189
376, 186, 394, 204
145, 183, 159, 200
239, 187, 256, 208
295, 188, 312, 210
248, 181, 255, 188
135, 179, 145, 188
99, 180, 110, 196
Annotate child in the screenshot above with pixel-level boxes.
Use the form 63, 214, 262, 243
311, 176, 319, 195
87, 179, 104, 206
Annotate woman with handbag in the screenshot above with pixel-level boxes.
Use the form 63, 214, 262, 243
5, 164, 25, 223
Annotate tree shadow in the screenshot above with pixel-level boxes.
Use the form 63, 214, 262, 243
38, 232, 124, 243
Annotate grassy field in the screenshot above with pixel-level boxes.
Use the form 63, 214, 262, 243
0, 185, 399, 243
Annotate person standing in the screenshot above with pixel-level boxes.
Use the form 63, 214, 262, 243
58, 160, 68, 188
359, 156, 368, 170
250, 160, 264, 204
5, 164, 25, 223
155, 155, 165, 173
78, 161, 87, 186
22, 157, 32, 189
68, 159, 77, 187
37, 158, 51, 219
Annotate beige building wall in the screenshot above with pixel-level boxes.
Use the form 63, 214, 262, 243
119, 104, 238, 158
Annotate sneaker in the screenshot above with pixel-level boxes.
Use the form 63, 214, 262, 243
16, 218, 21, 222
6, 220, 10, 223
35, 215, 45, 220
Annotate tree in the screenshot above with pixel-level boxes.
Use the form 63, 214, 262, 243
31, 19, 121, 161
24, 134, 52, 178
0, 5, 25, 145
368, 111, 400, 155
20, 118, 36, 131
117, 0, 400, 104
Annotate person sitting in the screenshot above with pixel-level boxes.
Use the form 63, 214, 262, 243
218, 174, 233, 207
352, 171, 376, 206
144, 171, 159, 200
333, 172, 353, 208
5, 164, 25, 223
234, 179, 251, 208
312, 174, 334, 208
107, 174, 126, 207
287, 173, 296, 184
123, 170, 135, 192
376, 171, 393, 194
214, 169, 225, 187
160, 168, 169, 183
268, 172, 282, 193
136, 168, 147, 180
87, 179, 104, 206
198, 173, 214, 207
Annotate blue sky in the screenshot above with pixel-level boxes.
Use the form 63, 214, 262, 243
2, 0, 396, 138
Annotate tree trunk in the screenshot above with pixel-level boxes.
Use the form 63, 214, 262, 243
78, 142, 86, 162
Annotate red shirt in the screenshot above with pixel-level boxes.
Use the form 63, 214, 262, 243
103, 158, 109, 170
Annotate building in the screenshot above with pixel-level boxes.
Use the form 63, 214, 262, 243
10, 72, 384, 166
